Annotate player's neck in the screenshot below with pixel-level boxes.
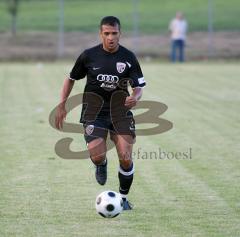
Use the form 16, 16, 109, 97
102, 44, 119, 53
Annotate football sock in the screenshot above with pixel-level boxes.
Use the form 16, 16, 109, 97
99, 158, 107, 166
120, 194, 127, 200
118, 162, 134, 196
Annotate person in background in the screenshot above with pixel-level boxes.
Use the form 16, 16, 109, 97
169, 12, 188, 62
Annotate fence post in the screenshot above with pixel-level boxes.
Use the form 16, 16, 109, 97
132, 0, 139, 54
208, 0, 214, 58
58, 0, 64, 57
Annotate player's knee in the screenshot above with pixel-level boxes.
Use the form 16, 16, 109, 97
91, 154, 106, 165
119, 154, 132, 170
121, 161, 132, 170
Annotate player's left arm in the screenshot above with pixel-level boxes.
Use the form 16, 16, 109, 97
125, 87, 143, 108
125, 53, 145, 108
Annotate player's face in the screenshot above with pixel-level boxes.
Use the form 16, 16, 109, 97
100, 24, 121, 53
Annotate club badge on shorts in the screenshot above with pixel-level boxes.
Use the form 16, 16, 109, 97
116, 62, 126, 73
85, 125, 94, 135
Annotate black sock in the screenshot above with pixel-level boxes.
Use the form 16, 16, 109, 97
118, 163, 134, 196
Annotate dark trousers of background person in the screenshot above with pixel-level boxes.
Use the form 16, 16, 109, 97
171, 39, 185, 62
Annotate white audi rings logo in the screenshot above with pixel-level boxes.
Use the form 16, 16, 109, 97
97, 74, 119, 83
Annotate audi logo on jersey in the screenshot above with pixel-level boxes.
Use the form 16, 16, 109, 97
96, 74, 119, 90
97, 74, 119, 83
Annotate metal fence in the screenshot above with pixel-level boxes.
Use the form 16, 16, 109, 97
0, 0, 239, 60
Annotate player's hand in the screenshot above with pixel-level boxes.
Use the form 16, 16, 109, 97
55, 104, 67, 130
125, 96, 137, 109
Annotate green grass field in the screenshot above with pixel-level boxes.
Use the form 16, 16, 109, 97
0, 0, 240, 33
0, 62, 240, 237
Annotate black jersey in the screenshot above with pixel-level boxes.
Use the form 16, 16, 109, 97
69, 44, 145, 122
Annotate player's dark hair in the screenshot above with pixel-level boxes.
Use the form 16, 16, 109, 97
100, 16, 121, 30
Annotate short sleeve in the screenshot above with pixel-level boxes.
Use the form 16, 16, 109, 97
69, 52, 87, 80
129, 54, 146, 88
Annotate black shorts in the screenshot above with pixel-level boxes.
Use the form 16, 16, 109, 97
83, 111, 136, 144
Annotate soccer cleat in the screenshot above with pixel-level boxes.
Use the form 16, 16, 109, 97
95, 160, 107, 185
122, 198, 133, 211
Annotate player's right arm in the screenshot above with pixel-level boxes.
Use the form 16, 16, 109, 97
55, 51, 87, 129
55, 78, 75, 130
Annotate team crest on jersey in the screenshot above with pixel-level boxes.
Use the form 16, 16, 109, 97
116, 62, 126, 73
85, 125, 94, 135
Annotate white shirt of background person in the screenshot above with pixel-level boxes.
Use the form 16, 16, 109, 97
169, 12, 188, 40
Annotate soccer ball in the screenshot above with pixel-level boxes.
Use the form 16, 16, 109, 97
95, 191, 123, 218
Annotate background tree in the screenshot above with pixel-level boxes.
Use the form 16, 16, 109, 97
6, 0, 20, 37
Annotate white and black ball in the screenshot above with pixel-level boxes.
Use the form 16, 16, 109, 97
95, 191, 123, 218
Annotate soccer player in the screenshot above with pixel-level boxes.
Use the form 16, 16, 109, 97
55, 16, 146, 210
